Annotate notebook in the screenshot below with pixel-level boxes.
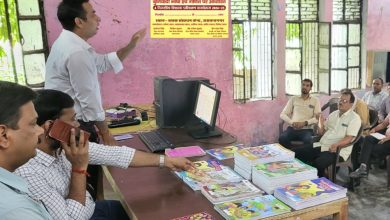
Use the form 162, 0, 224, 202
165, 146, 206, 157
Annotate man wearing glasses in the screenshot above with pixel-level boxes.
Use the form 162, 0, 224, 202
292, 89, 361, 177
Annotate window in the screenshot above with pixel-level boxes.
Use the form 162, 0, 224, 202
285, 0, 331, 95
232, 0, 274, 102
0, 0, 48, 86
331, 0, 361, 91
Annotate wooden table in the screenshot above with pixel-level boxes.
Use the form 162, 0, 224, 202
103, 128, 348, 220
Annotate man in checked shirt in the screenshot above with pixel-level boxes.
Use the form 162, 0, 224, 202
15, 89, 194, 220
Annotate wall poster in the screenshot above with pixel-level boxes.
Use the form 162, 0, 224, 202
150, 0, 229, 38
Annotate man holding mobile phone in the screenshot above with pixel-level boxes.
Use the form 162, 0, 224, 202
44, 0, 146, 200
15, 89, 194, 220
0, 81, 52, 219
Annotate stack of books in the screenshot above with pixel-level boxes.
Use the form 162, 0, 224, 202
201, 179, 264, 204
214, 195, 291, 219
234, 143, 295, 180
274, 177, 347, 210
252, 159, 318, 194
206, 144, 245, 160
175, 160, 243, 191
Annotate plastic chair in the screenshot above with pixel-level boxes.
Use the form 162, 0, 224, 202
321, 97, 339, 114
368, 107, 379, 129
327, 125, 363, 185
387, 155, 390, 188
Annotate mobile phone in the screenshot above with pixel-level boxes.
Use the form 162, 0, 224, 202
48, 119, 90, 145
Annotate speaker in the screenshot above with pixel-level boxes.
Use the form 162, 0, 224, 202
154, 76, 210, 128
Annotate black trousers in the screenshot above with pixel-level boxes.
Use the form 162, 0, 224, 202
78, 120, 100, 201
278, 127, 314, 149
360, 135, 390, 165
292, 145, 336, 177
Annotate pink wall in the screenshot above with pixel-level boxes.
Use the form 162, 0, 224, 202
367, 0, 390, 51
43, 0, 376, 146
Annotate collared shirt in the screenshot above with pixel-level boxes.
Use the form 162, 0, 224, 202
317, 109, 361, 160
15, 143, 134, 220
45, 30, 123, 122
362, 90, 388, 112
379, 96, 390, 122
0, 167, 52, 220
280, 95, 321, 129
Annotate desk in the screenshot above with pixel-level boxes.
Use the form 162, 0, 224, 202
103, 128, 348, 220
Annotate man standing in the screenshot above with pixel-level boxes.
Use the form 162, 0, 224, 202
44, 0, 146, 199
0, 81, 52, 219
362, 78, 388, 112
279, 79, 321, 148
292, 89, 361, 177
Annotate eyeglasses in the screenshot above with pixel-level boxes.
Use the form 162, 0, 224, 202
339, 99, 350, 104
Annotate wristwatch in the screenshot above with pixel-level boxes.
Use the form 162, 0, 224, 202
159, 155, 165, 168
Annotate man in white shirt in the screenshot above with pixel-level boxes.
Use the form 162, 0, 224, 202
362, 78, 388, 112
0, 81, 52, 220
15, 89, 193, 220
292, 89, 361, 177
279, 79, 321, 148
44, 0, 146, 199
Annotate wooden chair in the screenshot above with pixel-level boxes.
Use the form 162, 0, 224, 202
328, 125, 363, 185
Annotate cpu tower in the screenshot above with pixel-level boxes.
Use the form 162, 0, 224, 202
154, 76, 210, 128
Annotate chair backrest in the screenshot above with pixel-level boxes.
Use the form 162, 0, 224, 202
321, 97, 339, 114
329, 124, 363, 182
368, 107, 379, 129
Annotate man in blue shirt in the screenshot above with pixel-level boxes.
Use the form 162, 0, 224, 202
0, 81, 52, 220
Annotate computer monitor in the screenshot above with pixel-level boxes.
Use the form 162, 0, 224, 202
154, 76, 210, 128
189, 82, 222, 139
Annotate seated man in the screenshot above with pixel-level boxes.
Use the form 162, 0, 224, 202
279, 79, 321, 148
362, 78, 388, 112
0, 81, 52, 219
292, 89, 361, 177
350, 112, 390, 178
15, 89, 193, 220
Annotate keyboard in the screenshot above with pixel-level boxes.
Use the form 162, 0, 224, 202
108, 118, 141, 128
138, 130, 175, 153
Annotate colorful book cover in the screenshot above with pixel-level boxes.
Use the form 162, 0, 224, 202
214, 195, 291, 220
274, 177, 346, 202
262, 143, 294, 156
175, 160, 242, 190
171, 211, 215, 220
236, 146, 280, 161
206, 144, 245, 160
202, 180, 263, 202
253, 159, 316, 178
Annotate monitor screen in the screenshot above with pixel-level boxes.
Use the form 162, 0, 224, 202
190, 82, 222, 139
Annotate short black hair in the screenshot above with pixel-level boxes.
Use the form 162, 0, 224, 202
57, 0, 89, 31
34, 90, 75, 126
374, 77, 384, 85
302, 78, 313, 87
0, 81, 36, 129
340, 88, 355, 103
